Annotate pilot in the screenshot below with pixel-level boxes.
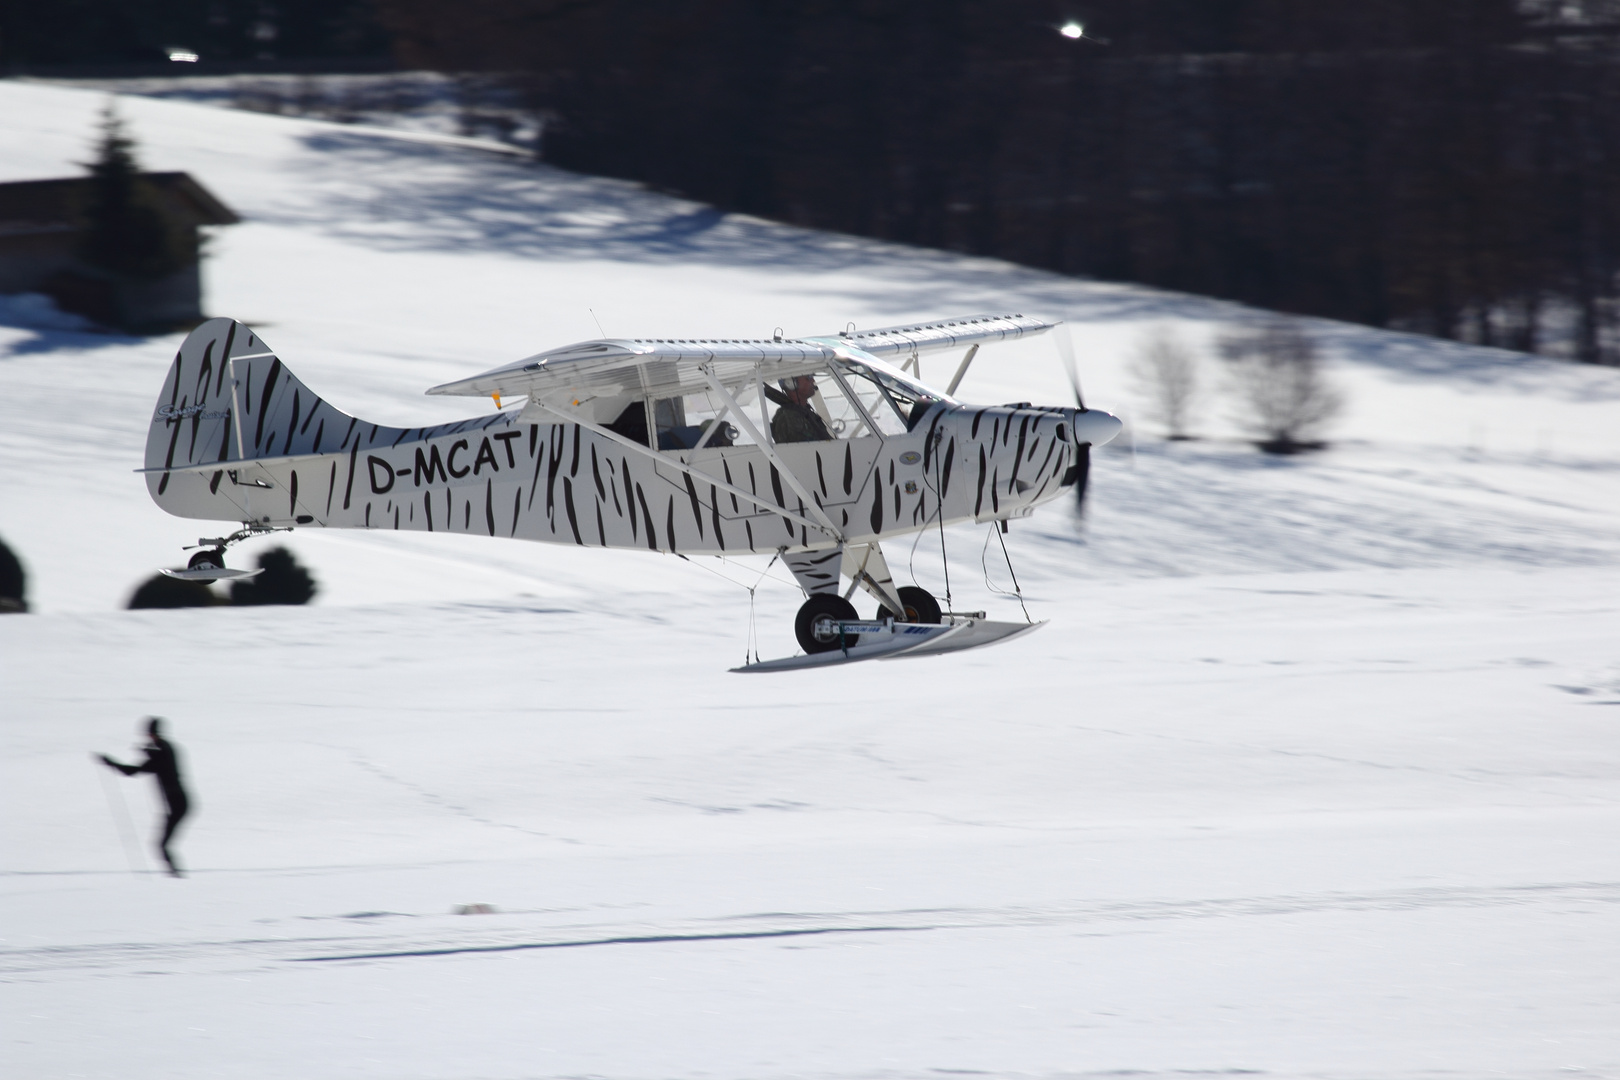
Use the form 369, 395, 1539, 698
764, 375, 833, 444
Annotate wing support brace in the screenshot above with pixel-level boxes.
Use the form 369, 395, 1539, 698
946, 344, 979, 396
698, 369, 845, 544
524, 399, 842, 541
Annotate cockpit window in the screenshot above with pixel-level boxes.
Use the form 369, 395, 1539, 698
835, 363, 942, 435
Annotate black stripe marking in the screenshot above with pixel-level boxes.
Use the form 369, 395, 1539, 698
546, 428, 564, 518
870, 483, 883, 534
636, 484, 657, 550
193, 343, 212, 407
625, 459, 638, 542
974, 445, 987, 516
683, 472, 704, 541
1035, 438, 1057, 484
485, 479, 495, 536
254, 357, 281, 451
342, 440, 359, 510
527, 436, 546, 511
215, 326, 233, 395
284, 389, 301, 454
710, 485, 724, 550
216, 409, 233, 463
843, 443, 854, 494
325, 460, 337, 516
1009, 416, 1029, 490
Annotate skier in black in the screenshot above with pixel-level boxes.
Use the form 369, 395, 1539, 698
100, 717, 191, 876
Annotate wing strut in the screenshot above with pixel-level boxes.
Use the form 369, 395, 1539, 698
945, 344, 979, 396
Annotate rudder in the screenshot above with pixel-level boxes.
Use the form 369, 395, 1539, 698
144, 318, 360, 522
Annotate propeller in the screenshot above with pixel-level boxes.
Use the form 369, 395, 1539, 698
1053, 322, 1092, 512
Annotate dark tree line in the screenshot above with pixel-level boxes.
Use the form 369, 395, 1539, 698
0, 0, 388, 67
375, 0, 1620, 362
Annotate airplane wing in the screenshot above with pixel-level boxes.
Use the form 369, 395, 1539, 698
811, 313, 1057, 359
426, 337, 839, 401
425, 313, 1055, 402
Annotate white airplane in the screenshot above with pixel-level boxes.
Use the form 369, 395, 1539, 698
141, 314, 1120, 670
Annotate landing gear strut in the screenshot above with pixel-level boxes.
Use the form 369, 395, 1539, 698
159, 524, 291, 582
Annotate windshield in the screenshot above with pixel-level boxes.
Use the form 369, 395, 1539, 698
834, 359, 951, 434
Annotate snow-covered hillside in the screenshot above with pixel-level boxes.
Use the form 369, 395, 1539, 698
2, 80, 1618, 1080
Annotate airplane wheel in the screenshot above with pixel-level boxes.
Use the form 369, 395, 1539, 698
187, 549, 225, 572
877, 585, 941, 624
795, 595, 859, 654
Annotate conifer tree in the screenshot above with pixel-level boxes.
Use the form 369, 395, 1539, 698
229, 547, 319, 606
0, 534, 27, 613
77, 104, 191, 281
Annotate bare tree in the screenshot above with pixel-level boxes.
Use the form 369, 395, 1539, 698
1128, 324, 1200, 439
1218, 320, 1345, 452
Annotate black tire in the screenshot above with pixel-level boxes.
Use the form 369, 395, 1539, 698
877, 585, 942, 624
187, 549, 225, 572
795, 594, 859, 654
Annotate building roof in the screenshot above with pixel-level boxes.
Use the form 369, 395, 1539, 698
0, 173, 241, 237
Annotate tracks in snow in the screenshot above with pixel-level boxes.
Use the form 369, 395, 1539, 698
5, 879, 1616, 979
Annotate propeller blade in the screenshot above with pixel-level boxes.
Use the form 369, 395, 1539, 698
1073, 443, 1091, 512
1054, 321, 1085, 410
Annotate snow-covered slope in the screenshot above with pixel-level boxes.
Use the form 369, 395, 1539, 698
2, 81, 1618, 1080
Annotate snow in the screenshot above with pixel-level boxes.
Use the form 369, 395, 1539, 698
3, 80, 1619, 1080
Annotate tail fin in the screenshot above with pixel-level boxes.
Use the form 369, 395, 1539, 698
144, 318, 361, 522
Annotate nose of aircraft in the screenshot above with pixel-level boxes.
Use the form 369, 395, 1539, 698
1070, 407, 1123, 448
